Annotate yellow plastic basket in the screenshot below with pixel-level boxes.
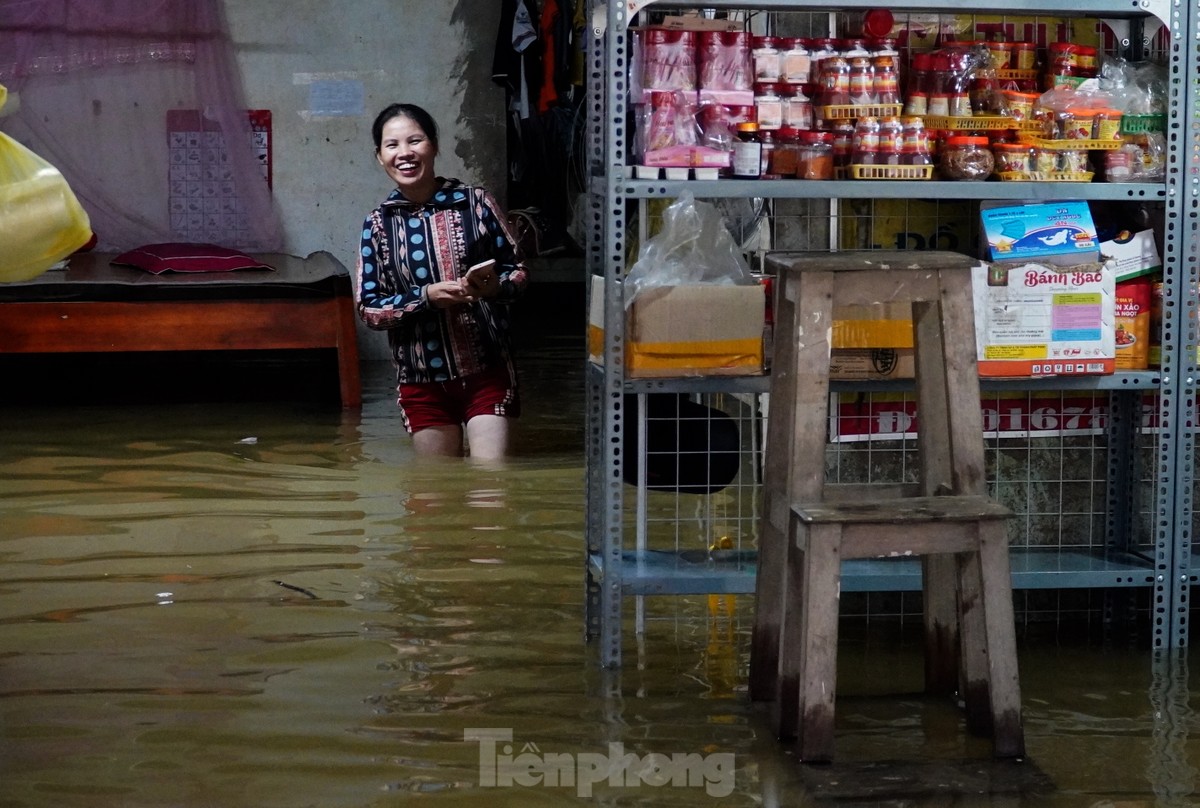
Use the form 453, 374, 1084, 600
849, 164, 935, 180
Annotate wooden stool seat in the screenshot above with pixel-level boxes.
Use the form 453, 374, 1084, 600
751, 251, 1025, 763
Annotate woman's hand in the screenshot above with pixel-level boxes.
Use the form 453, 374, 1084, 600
425, 280, 477, 308
462, 260, 499, 299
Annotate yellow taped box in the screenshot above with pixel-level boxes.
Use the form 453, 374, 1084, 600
588, 276, 765, 378
830, 301, 915, 380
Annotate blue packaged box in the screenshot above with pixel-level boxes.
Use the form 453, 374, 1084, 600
980, 201, 1099, 265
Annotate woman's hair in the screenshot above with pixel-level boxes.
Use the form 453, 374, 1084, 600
371, 103, 439, 152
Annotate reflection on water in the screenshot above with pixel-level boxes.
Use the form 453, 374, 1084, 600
1, 338, 1198, 807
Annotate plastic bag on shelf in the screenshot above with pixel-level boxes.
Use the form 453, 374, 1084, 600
624, 190, 754, 308
0, 84, 93, 282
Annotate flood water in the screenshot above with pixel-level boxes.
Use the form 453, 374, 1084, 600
1, 336, 1198, 807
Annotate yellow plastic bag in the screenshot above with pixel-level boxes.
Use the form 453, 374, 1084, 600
0, 84, 93, 282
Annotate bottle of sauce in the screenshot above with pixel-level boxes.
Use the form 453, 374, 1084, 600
877, 115, 904, 165
901, 117, 934, 167
732, 122, 763, 179
852, 116, 881, 166
818, 55, 851, 107
848, 56, 875, 105
872, 55, 900, 106
759, 128, 778, 178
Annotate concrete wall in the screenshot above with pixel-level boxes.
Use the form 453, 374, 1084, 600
224, 0, 508, 359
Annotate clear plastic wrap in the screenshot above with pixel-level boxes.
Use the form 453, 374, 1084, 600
624, 191, 754, 308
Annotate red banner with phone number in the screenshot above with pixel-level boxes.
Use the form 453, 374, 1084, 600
832, 392, 1160, 442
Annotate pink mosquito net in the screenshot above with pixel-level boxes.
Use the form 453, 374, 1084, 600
0, 0, 283, 252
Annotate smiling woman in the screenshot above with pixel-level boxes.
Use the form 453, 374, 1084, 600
353, 102, 530, 461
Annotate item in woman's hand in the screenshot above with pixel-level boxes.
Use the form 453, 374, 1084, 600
463, 259, 497, 294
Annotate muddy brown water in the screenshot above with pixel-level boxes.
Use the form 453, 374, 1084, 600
1, 340, 1197, 807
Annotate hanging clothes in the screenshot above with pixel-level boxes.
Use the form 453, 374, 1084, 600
492, 0, 542, 121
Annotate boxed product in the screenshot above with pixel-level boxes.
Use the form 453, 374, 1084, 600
979, 201, 1099, 265
1114, 277, 1152, 370
588, 276, 765, 378
1099, 228, 1161, 282
972, 260, 1116, 378
829, 348, 915, 380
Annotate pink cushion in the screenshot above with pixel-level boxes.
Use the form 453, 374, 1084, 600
111, 243, 274, 274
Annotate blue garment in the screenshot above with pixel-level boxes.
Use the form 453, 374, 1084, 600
355, 178, 528, 385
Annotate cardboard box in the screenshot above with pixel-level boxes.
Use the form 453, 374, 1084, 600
980, 201, 1099, 265
830, 348, 916, 380
1100, 228, 1161, 282
972, 260, 1116, 378
832, 301, 913, 349
588, 276, 765, 378
830, 301, 915, 380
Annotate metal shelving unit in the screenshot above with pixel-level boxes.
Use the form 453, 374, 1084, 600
584, 0, 1197, 668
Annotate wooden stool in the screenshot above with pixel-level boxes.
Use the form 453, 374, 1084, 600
750, 251, 1025, 762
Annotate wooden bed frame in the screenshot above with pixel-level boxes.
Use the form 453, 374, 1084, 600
0, 251, 362, 407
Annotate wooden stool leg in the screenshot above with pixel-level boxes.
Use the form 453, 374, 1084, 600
795, 521, 842, 763
923, 554, 960, 694
752, 275, 798, 702
772, 516, 805, 739
956, 546, 992, 734
753, 270, 835, 703
976, 520, 1025, 757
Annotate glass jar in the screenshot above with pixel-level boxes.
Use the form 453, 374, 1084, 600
797, 131, 835, 179
993, 142, 1035, 175
772, 127, 800, 177
754, 82, 784, 131
1034, 147, 1059, 174
1012, 41, 1038, 71
807, 37, 839, 83
751, 36, 782, 82
782, 84, 813, 130
939, 135, 995, 180
781, 38, 811, 84
1059, 149, 1090, 174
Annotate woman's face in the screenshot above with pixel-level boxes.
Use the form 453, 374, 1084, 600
376, 114, 437, 200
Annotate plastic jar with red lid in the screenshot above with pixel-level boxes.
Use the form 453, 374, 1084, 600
940, 135, 995, 180
751, 36, 782, 82
797, 131, 835, 179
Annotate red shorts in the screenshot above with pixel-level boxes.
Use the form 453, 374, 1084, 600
397, 365, 520, 433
